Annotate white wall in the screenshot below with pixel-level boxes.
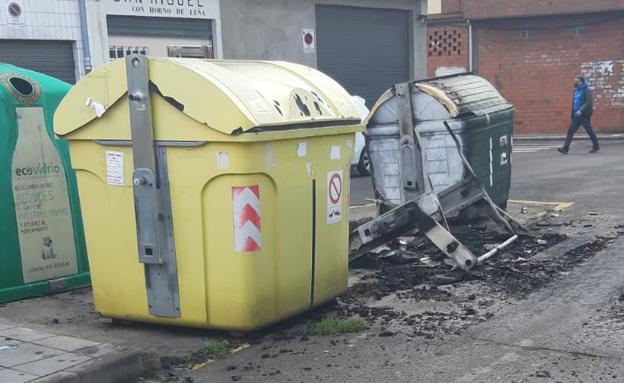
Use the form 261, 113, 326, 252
86, 0, 223, 70
0, 0, 85, 79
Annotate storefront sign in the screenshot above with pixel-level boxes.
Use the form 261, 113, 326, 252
109, 0, 210, 18
12, 107, 78, 283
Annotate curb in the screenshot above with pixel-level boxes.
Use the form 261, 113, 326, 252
514, 134, 624, 143
37, 350, 160, 383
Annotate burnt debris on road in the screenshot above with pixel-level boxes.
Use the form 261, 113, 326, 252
335, 213, 616, 340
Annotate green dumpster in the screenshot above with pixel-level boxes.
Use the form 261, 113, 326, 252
0, 64, 89, 303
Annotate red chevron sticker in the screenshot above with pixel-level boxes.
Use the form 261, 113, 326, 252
232, 185, 261, 252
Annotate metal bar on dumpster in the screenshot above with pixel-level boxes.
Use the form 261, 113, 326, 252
395, 82, 426, 200
349, 197, 478, 271
402, 199, 478, 272
126, 55, 180, 318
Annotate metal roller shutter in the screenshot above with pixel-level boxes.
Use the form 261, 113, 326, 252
0, 40, 76, 84
316, 5, 410, 107
107, 15, 212, 39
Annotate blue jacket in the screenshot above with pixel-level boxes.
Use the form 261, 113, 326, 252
572, 81, 593, 118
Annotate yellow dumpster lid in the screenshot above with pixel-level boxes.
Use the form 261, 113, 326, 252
55, 58, 361, 137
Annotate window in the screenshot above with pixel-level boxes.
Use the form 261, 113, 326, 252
109, 46, 149, 60
167, 45, 212, 59
428, 29, 462, 57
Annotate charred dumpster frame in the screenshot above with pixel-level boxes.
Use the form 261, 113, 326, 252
366, 73, 514, 216
350, 74, 520, 270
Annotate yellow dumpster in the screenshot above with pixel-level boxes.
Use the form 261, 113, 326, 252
53, 56, 362, 331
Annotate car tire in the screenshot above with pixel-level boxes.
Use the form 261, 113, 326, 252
357, 149, 371, 176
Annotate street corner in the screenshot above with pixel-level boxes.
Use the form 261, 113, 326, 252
0, 318, 149, 383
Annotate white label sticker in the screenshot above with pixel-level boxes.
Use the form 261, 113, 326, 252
500, 152, 508, 165
306, 162, 314, 176
500, 135, 508, 147
297, 142, 307, 157
330, 146, 341, 160
85, 98, 106, 118
106, 151, 124, 186
216, 152, 230, 170
327, 170, 343, 224
265, 144, 275, 169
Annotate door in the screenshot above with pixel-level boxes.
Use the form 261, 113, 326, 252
316, 5, 410, 107
0, 40, 76, 84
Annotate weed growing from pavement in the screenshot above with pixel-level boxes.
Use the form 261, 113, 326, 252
305, 317, 366, 336
181, 340, 229, 366
201, 340, 229, 359
181, 354, 193, 365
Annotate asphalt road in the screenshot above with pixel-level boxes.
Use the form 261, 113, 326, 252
195, 238, 624, 382
350, 140, 623, 212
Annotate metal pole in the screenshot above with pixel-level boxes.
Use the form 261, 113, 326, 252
468, 20, 473, 72
78, 0, 92, 74
477, 235, 519, 264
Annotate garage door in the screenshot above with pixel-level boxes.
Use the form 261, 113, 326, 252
0, 40, 76, 84
316, 5, 410, 107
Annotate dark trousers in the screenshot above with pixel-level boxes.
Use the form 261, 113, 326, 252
563, 115, 599, 151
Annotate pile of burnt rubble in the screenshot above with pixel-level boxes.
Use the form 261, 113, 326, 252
331, 219, 609, 338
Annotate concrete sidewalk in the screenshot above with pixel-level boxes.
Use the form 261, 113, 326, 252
0, 318, 154, 383
0, 287, 229, 383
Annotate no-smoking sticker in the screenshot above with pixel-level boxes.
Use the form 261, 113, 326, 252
327, 170, 343, 224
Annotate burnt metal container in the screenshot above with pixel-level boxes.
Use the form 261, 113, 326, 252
365, 74, 514, 217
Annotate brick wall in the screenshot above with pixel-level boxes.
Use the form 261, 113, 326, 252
427, 24, 469, 77
463, 0, 623, 20
441, 0, 462, 14
475, 14, 624, 134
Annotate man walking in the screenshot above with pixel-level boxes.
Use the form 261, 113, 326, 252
558, 75, 599, 154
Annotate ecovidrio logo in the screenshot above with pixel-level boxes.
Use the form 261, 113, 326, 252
14, 162, 62, 177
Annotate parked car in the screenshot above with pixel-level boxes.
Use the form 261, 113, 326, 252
351, 96, 371, 176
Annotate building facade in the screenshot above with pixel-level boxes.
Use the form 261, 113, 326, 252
0, 0, 86, 83
0, 0, 222, 84
220, 0, 428, 107
0, 0, 426, 109
427, 0, 624, 134
85, 0, 222, 69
